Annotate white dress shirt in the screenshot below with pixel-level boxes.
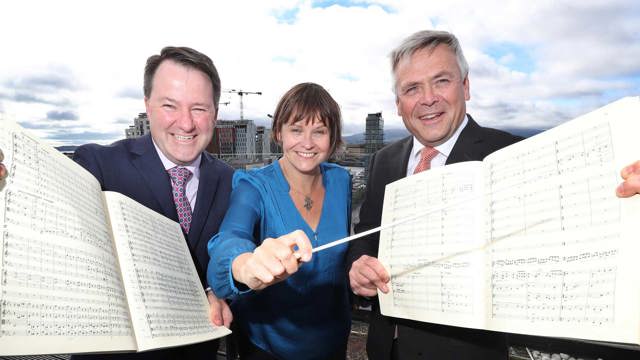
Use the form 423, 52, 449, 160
153, 140, 201, 211
406, 115, 469, 176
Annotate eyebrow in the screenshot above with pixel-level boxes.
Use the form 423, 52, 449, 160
399, 81, 421, 90
160, 97, 211, 108
432, 70, 456, 79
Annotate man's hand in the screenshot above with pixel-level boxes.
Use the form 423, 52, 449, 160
207, 291, 232, 328
231, 230, 312, 291
349, 255, 390, 297
616, 160, 640, 198
0, 149, 7, 181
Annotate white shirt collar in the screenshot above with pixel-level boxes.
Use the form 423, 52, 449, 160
152, 139, 202, 176
410, 115, 469, 163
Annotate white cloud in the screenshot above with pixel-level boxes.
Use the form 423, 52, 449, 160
1, 0, 639, 145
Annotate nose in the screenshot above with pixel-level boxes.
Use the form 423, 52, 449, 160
420, 86, 439, 107
301, 131, 314, 148
175, 109, 196, 132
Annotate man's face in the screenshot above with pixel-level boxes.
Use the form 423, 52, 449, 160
145, 60, 216, 165
394, 44, 470, 147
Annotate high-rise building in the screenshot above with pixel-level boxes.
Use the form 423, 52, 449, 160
365, 112, 384, 154
125, 113, 150, 139
211, 119, 256, 160
255, 126, 267, 160
210, 122, 236, 156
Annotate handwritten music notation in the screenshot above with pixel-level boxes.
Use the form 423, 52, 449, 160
378, 163, 485, 319
378, 97, 640, 343
491, 251, 617, 326
0, 129, 133, 340
486, 122, 620, 244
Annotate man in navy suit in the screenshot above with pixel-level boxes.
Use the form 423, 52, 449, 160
69, 46, 234, 359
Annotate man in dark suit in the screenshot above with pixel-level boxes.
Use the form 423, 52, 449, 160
346, 29, 640, 360
70, 46, 234, 359
346, 30, 522, 360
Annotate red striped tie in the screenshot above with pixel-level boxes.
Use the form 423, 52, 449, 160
413, 147, 439, 174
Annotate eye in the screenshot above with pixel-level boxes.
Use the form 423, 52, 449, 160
435, 78, 451, 85
313, 128, 328, 135
162, 103, 176, 110
290, 127, 302, 133
403, 85, 418, 95
192, 107, 207, 113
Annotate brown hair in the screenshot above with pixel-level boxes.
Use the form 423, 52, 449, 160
271, 82, 343, 157
144, 46, 221, 109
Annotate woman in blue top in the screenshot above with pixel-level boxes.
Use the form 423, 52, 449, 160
207, 83, 351, 360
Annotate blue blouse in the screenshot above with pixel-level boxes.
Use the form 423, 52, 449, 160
207, 161, 352, 360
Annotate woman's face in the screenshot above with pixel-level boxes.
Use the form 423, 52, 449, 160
278, 115, 331, 175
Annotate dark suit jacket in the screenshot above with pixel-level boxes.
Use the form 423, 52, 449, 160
72, 134, 233, 360
346, 116, 522, 360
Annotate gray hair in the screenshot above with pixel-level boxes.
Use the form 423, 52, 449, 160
390, 30, 469, 94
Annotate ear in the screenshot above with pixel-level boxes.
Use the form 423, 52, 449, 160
396, 96, 401, 116
144, 97, 151, 115
211, 107, 218, 127
463, 76, 470, 101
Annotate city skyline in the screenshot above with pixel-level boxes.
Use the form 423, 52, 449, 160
1, 0, 639, 146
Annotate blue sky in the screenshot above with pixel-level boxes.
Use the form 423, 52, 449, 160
1, 0, 639, 145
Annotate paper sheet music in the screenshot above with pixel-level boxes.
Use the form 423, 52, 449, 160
378, 96, 640, 344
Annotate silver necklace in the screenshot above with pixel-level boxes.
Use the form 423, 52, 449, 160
282, 165, 320, 212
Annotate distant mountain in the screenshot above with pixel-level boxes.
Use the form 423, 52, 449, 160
497, 127, 546, 138
344, 126, 545, 145
55, 145, 78, 152
344, 128, 410, 144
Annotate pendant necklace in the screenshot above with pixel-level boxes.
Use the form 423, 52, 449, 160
282, 165, 320, 212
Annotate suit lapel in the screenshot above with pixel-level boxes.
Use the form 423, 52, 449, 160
188, 152, 219, 248
393, 136, 414, 180
130, 135, 179, 221
447, 115, 486, 164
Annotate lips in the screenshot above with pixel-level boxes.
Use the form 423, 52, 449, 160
418, 112, 444, 121
174, 134, 195, 141
297, 151, 315, 158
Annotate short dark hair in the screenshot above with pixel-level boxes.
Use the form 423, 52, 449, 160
144, 46, 221, 109
271, 82, 343, 157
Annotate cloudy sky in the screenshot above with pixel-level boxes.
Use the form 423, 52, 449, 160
1, 0, 639, 145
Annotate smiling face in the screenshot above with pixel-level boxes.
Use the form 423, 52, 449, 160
395, 44, 470, 147
278, 115, 330, 176
145, 60, 216, 165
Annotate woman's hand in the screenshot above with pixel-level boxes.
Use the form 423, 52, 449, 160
232, 230, 313, 291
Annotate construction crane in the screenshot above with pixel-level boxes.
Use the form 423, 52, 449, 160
224, 89, 262, 120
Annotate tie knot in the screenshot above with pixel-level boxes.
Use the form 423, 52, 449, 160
420, 146, 439, 162
413, 146, 439, 174
167, 166, 192, 186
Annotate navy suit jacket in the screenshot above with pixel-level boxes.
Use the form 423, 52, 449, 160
73, 134, 234, 289
347, 116, 522, 360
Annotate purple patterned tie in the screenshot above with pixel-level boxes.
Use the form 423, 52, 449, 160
167, 166, 193, 233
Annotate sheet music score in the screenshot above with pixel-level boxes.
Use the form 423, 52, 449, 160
378, 96, 640, 344
0, 120, 135, 355
106, 192, 230, 351
0, 118, 230, 356
378, 162, 488, 329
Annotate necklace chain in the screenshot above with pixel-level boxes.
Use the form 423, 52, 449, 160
281, 163, 320, 212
